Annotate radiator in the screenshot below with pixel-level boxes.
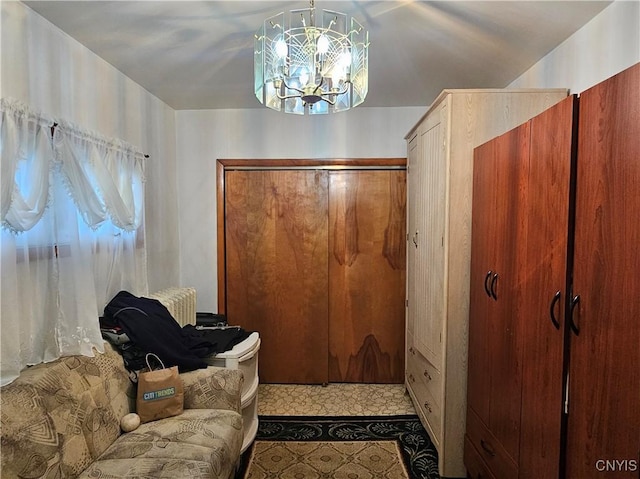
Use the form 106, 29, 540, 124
148, 287, 197, 327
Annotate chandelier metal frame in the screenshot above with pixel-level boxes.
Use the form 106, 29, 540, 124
254, 0, 369, 115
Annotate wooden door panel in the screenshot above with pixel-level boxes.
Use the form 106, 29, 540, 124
487, 123, 529, 463
468, 139, 498, 421
328, 170, 406, 383
414, 121, 446, 367
225, 169, 329, 384
406, 136, 419, 343
567, 63, 640, 478
519, 96, 576, 479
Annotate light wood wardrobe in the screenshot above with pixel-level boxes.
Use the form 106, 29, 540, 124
404, 89, 567, 478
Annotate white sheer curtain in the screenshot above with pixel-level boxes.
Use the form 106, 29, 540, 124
1, 99, 148, 385
1, 99, 60, 381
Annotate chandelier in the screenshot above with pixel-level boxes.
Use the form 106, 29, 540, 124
254, 0, 369, 115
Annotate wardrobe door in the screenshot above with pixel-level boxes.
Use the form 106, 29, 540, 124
405, 133, 419, 352
328, 170, 406, 383
519, 96, 576, 479
486, 123, 529, 466
467, 138, 498, 422
467, 123, 529, 478
415, 116, 447, 370
567, 63, 640, 478
225, 169, 329, 384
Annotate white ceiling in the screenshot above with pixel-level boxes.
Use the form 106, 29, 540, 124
22, 1, 611, 110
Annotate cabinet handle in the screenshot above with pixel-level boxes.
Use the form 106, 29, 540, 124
569, 294, 581, 335
409, 347, 416, 355
423, 370, 432, 381
480, 439, 496, 457
408, 373, 415, 383
412, 231, 418, 248
490, 273, 499, 300
484, 271, 492, 297
424, 401, 432, 413
549, 290, 561, 330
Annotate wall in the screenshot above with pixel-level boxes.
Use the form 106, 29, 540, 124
175, 106, 424, 312
509, 0, 640, 92
1, 1, 181, 295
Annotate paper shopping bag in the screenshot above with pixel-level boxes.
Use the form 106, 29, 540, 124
136, 353, 184, 423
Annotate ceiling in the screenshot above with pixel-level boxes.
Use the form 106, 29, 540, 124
23, 1, 611, 110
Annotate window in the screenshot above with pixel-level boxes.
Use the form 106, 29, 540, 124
1, 98, 148, 385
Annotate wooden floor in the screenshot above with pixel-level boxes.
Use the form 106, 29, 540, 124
257, 383, 416, 416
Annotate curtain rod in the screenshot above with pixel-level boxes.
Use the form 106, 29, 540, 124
50, 122, 149, 158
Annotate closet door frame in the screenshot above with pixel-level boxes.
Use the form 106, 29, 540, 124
216, 158, 406, 314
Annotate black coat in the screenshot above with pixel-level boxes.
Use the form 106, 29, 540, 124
103, 290, 211, 372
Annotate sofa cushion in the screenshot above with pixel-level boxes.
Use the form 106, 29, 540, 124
0, 345, 133, 479
77, 409, 243, 479
181, 366, 243, 413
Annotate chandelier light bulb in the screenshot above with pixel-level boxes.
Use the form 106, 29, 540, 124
274, 38, 288, 58
317, 34, 329, 54
331, 67, 344, 85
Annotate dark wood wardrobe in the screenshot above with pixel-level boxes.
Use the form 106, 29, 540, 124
465, 62, 639, 479
217, 159, 406, 385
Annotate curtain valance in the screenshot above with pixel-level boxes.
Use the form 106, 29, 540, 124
54, 119, 146, 231
0, 98, 55, 232
1, 98, 146, 233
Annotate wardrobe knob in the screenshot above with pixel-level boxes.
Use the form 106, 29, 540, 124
569, 294, 581, 335
490, 273, 499, 300
484, 271, 492, 297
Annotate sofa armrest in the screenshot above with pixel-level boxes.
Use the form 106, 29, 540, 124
180, 366, 243, 413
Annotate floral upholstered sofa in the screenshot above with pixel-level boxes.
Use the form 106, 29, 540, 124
0, 343, 244, 479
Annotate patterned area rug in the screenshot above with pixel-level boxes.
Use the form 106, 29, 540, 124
236, 415, 440, 479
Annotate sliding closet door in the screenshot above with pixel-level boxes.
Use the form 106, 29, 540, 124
566, 63, 640, 478
328, 170, 406, 383
225, 169, 329, 384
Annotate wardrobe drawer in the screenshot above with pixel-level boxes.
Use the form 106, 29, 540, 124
418, 385, 441, 439
406, 347, 442, 402
406, 351, 425, 389
464, 435, 497, 479
466, 409, 517, 479
408, 367, 442, 439
421, 359, 441, 401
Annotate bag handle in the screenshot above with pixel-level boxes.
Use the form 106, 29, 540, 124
145, 352, 166, 371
